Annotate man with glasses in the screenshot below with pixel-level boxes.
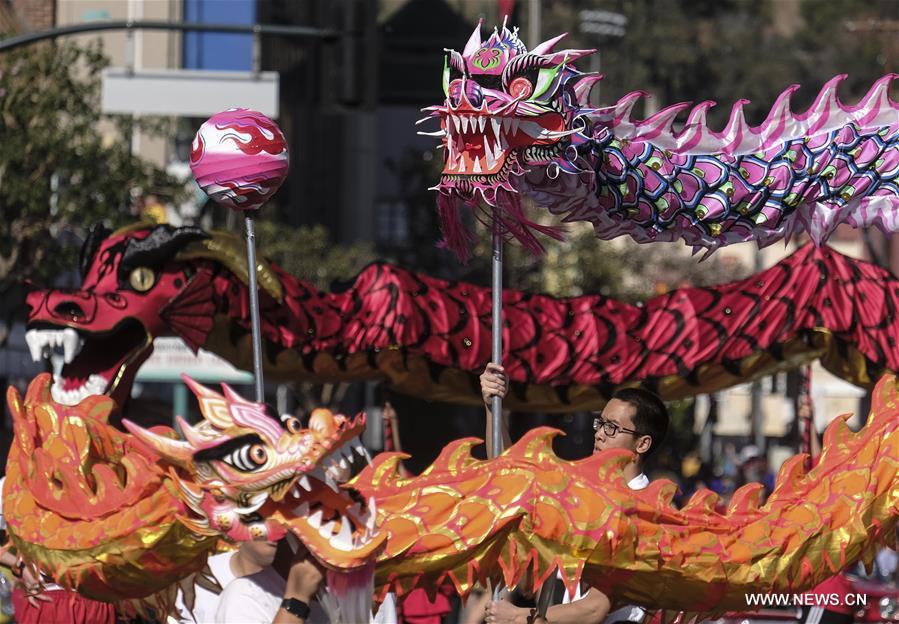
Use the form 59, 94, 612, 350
479, 364, 669, 624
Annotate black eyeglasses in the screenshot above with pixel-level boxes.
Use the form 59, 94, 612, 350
593, 415, 642, 438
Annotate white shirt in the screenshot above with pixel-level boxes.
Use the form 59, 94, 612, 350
215, 566, 329, 624
215, 567, 396, 624
562, 473, 648, 624
173, 551, 237, 624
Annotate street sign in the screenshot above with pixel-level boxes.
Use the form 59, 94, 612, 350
102, 68, 279, 117
579, 10, 628, 38
136, 337, 253, 384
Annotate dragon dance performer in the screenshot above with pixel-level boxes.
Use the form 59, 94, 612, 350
480, 364, 670, 624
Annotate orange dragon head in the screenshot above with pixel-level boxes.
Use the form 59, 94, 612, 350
122, 377, 385, 621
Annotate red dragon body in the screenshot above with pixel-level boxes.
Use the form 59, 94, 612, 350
23, 222, 899, 412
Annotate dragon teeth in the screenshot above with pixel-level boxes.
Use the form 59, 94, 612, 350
25, 328, 84, 364
294, 502, 310, 517
331, 519, 353, 551
491, 118, 501, 141
298, 475, 312, 492
477, 116, 486, 132
307, 509, 323, 529
50, 373, 106, 406
24, 330, 42, 362
62, 329, 83, 364
319, 520, 337, 538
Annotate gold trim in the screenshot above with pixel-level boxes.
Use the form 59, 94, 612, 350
177, 231, 283, 302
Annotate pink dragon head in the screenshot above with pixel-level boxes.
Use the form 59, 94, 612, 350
426, 20, 599, 258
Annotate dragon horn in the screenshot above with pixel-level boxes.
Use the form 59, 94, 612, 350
530, 32, 567, 55
572, 74, 603, 106
221, 382, 254, 405
463, 18, 483, 57
175, 415, 215, 449
542, 49, 595, 66
122, 419, 194, 467
180, 374, 222, 399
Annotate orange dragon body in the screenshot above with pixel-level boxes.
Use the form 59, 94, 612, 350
5, 373, 899, 619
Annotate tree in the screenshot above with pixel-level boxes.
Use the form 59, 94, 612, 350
0, 39, 176, 343
254, 220, 376, 289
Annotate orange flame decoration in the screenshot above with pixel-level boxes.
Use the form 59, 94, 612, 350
4, 372, 899, 619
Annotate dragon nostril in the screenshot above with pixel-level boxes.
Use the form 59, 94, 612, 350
53, 301, 86, 320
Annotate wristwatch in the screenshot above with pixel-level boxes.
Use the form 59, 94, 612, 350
280, 598, 311, 620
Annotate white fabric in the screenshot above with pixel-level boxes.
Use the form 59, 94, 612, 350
877, 548, 898, 577
215, 567, 395, 624
561, 473, 648, 624
626, 473, 649, 491
373, 593, 398, 624
173, 551, 236, 624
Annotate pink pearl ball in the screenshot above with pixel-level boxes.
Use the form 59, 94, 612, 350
190, 109, 289, 212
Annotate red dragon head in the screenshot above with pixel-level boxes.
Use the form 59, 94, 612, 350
24, 224, 209, 407
23, 222, 283, 410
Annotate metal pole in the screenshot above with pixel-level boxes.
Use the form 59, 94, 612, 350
491, 220, 503, 458
244, 215, 265, 402
528, 0, 541, 47
750, 248, 765, 452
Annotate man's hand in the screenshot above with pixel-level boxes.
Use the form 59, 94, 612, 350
486, 599, 533, 624
20, 565, 51, 607
284, 547, 324, 603
480, 363, 508, 407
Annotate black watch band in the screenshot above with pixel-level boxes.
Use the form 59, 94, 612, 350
281, 597, 311, 620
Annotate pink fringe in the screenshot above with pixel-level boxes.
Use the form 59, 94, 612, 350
494, 188, 566, 255
436, 193, 477, 263
436, 190, 567, 262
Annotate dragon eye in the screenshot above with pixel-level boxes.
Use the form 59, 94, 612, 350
284, 416, 303, 434
128, 267, 156, 292
508, 76, 533, 99
222, 444, 268, 471
250, 444, 267, 464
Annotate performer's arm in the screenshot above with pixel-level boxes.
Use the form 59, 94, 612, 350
272, 551, 323, 624
382, 401, 412, 478
480, 363, 511, 452
486, 588, 609, 624
0, 552, 50, 606
800, 397, 821, 460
